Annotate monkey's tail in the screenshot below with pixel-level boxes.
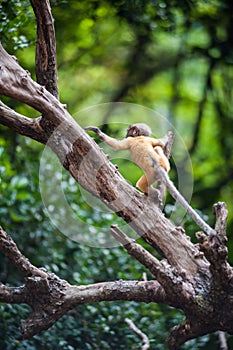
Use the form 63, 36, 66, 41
161, 169, 215, 236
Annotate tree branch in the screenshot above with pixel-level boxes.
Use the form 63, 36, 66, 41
0, 285, 27, 304
111, 225, 195, 307
0, 43, 207, 278
196, 202, 233, 288
1, 43, 233, 348
125, 317, 150, 350
166, 319, 211, 350
30, 0, 59, 98
0, 101, 47, 143
157, 130, 174, 203
21, 278, 167, 340
218, 331, 228, 350
0, 225, 169, 339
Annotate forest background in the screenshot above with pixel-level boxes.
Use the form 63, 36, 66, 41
0, 0, 233, 349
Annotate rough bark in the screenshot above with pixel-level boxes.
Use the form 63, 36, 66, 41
0, 45, 233, 347
0, 226, 168, 339
0, 44, 206, 278
0, 1, 233, 348
30, 0, 59, 99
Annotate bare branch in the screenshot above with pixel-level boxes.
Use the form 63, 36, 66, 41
0, 226, 47, 278
0, 44, 64, 123
214, 201, 228, 234
0, 285, 27, 304
125, 317, 150, 350
196, 202, 233, 287
218, 331, 228, 350
30, 0, 59, 98
166, 320, 210, 350
157, 130, 174, 203
0, 101, 47, 143
111, 224, 164, 277
164, 131, 174, 159
21, 278, 169, 339
0, 225, 170, 339
65, 280, 167, 306
111, 225, 195, 307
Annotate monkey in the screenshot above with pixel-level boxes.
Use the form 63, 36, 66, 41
85, 123, 215, 236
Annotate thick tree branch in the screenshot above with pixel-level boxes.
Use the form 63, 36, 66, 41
0, 285, 27, 304
0, 226, 169, 339
30, 0, 59, 98
0, 45, 65, 124
0, 43, 207, 278
20, 278, 167, 340
111, 225, 194, 307
1, 44, 233, 348
196, 202, 233, 286
166, 319, 213, 350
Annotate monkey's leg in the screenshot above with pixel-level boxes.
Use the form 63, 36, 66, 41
136, 174, 162, 206
136, 174, 149, 193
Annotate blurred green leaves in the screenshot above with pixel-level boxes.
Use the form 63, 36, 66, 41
0, 0, 35, 51
1, 0, 233, 348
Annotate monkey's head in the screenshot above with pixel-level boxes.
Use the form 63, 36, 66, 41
126, 123, 152, 138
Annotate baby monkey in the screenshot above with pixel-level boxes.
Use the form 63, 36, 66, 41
85, 123, 215, 236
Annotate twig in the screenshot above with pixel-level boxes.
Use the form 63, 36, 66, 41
157, 131, 174, 205
125, 318, 150, 350
164, 131, 174, 159
110, 225, 191, 301
110, 224, 162, 277
218, 331, 228, 350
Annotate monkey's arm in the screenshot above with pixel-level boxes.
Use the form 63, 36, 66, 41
151, 134, 170, 149
85, 126, 131, 150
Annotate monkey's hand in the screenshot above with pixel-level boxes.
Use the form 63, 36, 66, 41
85, 126, 105, 141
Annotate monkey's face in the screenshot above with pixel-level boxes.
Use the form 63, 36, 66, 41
126, 125, 139, 138
126, 123, 151, 138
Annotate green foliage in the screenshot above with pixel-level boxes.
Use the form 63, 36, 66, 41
1, 0, 233, 348
0, 0, 35, 51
